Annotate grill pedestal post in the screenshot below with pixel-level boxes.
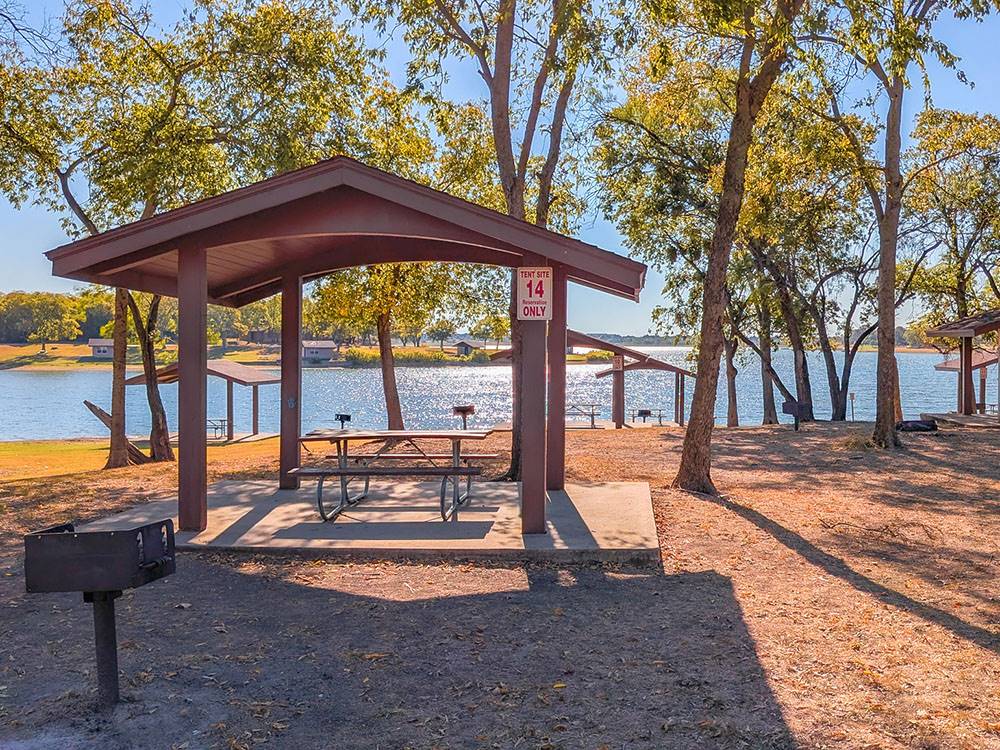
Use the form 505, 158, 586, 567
86, 590, 121, 709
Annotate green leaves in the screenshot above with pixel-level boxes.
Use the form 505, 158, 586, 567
0, 0, 371, 234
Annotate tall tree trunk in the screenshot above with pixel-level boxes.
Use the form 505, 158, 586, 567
674, 10, 802, 492
837, 351, 857, 421
758, 303, 778, 424
675, 74, 756, 493
376, 313, 404, 430
126, 293, 174, 461
873, 77, 904, 447
811, 307, 845, 420
724, 335, 739, 427
773, 287, 815, 420
105, 288, 130, 468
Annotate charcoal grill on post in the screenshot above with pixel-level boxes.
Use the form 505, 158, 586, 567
782, 400, 802, 431
452, 404, 475, 429
24, 519, 175, 709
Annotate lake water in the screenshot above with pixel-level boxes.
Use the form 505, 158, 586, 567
0, 348, 992, 440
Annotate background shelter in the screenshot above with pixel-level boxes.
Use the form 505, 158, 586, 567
125, 359, 279, 440
46, 156, 646, 535
926, 310, 1000, 417
933, 349, 999, 416
492, 329, 694, 427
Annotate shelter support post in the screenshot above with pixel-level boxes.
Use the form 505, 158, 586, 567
612, 369, 625, 428
252, 385, 259, 435
226, 380, 234, 441
280, 275, 302, 489
546, 265, 567, 490
521, 318, 547, 534
177, 246, 207, 531
961, 336, 976, 415
979, 367, 987, 414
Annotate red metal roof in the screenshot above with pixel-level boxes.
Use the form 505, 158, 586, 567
46, 156, 646, 305
125, 359, 280, 387
934, 350, 999, 372
925, 309, 1000, 338
490, 329, 694, 377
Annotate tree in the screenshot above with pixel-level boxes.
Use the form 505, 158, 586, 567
802, 0, 1000, 445
241, 296, 282, 342
666, 0, 807, 493
426, 319, 457, 350
1, 0, 370, 465
366, 0, 605, 478
597, 7, 806, 487
312, 263, 461, 428
76, 286, 115, 340
737, 84, 882, 422
905, 109, 1000, 335
26, 293, 83, 352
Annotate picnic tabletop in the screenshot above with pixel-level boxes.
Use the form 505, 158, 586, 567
300, 428, 493, 444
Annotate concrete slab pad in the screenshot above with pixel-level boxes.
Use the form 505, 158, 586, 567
80, 480, 658, 564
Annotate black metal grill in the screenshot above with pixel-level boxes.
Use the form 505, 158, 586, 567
24, 519, 175, 709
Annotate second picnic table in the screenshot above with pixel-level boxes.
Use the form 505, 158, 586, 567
295, 428, 495, 522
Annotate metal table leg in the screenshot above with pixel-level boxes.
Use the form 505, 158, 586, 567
317, 440, 369, 521
440, 439, 472, 521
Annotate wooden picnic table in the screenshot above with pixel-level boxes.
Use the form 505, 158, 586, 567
296, 428, 495, 521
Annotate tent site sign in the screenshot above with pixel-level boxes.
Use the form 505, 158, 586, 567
517, 267, 553, 321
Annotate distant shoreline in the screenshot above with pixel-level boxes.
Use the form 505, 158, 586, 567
0, 344, 949, 373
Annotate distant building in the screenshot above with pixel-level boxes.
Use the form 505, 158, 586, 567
454, 340, 479, 357
88, 338, 114, 359
302, 340, 339, 362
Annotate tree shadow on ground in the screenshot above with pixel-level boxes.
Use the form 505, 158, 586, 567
694, 424, 1000, 520
0, 556, 796, 750
707, 493, 1000, 656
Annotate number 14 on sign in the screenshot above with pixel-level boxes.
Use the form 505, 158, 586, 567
517, 267, 552, 321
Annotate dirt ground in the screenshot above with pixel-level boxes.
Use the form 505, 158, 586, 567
1, 422, 999, 749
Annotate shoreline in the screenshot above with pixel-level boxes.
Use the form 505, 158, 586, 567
0, 346, 947, 372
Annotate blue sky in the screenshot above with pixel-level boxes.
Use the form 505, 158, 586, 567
2, 4, 998, 334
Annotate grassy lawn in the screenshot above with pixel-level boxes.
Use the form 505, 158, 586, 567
0, 439, 110, 480
0, 341, 606, 370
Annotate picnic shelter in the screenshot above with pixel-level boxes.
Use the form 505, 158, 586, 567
125, 359, 279, 440
492, 329, 694, 427
45, 156, 647, 538
926, 310, 1000, 417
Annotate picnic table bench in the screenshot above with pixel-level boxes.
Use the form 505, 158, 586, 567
566, 403, 600, 428
295, 429, 495, 522
628, 407, 666, 425
207, 418, 228, 439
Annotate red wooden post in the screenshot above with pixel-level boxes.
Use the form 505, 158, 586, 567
280, 275, 302, 488
252, 385, 259, 435
612, 368, 625, 428
177, 246, 207, 532
226, 379, 235, 441
521, 318, 547, 534
546, 265, 567, 490
961, 336, 975, 415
